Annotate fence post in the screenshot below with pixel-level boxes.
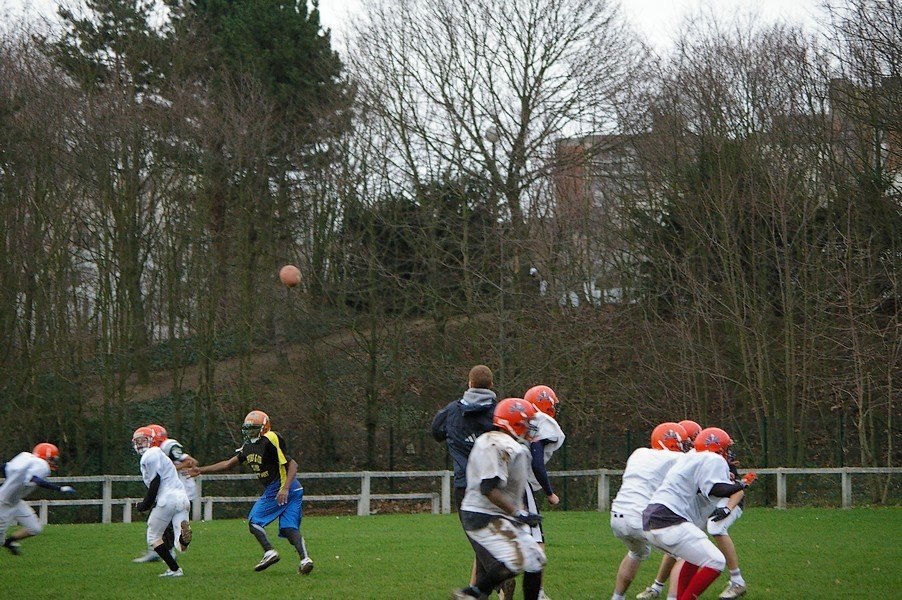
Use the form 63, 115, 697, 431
193, 478, 203, 521
598, 471, 610, 512
102, 476, 112, 524
841, 469, 852, 509
776, 469, 786, 509
123, 501, 132, 523
431, 493, 440, 515
39, 500, 48, 525
358, 472, 371, 516
204, 498, 213, 521
441, 471, 451, 515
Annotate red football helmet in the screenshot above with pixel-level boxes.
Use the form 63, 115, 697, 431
493, 398, 539, 441
694, 427, 733, 457
146, 424, 168, 447
242, 410, 271, 442
651, 422, 688, 452
524, 385, 559, 418
679, 420, 702, 442
132, 426, 156, 455
33, 442, 60, 470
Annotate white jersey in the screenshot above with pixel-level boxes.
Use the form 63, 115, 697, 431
160, 438, 197, 500
461, 431, 530, 517
527, 412, 565, 492
647, 451, 732, 524
0, 452, 50, 505
139, 447, 189, 507
611, 447, 682, 517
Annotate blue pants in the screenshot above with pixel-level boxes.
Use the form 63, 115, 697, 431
248, 488, 303, 537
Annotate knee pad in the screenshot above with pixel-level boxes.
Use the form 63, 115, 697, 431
700, 551, 726, 571
628, 545, 651, 562
24, 522, 43, 536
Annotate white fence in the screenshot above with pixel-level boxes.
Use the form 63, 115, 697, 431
6, 467, 899, 525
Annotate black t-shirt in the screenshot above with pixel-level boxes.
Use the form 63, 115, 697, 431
235, 431, 294, 492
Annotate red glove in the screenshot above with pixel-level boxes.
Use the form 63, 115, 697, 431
741, 472, 757, 487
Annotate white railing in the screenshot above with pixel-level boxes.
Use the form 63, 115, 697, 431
5, 467, 898, 525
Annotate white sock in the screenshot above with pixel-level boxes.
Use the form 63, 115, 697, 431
730, 568, 746, 586
612, 593, 626, 600
652, 579, 665, 592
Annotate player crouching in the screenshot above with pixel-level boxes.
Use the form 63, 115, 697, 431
452, 398, 547, 600
641, 428, 755, 600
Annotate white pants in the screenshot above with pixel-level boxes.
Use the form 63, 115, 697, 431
644, 521, 725, 570
466, 516, 546, 574
0, 501, 42, 545
707, 502, 742, 536
524, 487, 544, 543
146, 495, 190, 549
611, 511, 650, 561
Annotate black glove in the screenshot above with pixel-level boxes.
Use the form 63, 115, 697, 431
710, 507, 731, 522
514, 510, 542, 527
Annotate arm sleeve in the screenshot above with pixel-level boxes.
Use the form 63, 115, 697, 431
480, 476, 502, 495
430, 405, 450, 441
136, 475, 161, 512
30, 476, 63, 492
709, 482, 745, 498
530, 441, 555, 496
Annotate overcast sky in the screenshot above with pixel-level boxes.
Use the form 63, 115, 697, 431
5, 0, 824, 51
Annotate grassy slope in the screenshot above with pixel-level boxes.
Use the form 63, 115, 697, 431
1, 508, 899, 599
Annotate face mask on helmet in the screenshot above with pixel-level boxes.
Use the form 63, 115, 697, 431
242, 422, 264, 442
132, 434, 153, 455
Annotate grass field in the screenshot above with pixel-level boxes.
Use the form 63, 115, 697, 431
1, 508, 899, 599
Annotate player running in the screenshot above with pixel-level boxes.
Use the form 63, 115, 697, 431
608, 422, 687, 600
0, 443, 76, 555
188, 410, 313, 574
132, 426, 192, 577
133, 424, 198, 564
452, 398, 547, 600
523, 385, 566, 600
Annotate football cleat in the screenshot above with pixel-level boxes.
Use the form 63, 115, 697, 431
719, 583, 747, 599
132, 551, 160, 563
636, 587, 661, 599
179, 521, 192, 551
3, 541, 22, 556
159, 568, 184, 577
254, 549, 280, 571
298, 557, 314, 574
537, 589, 552, 600
451, 589, 483, 600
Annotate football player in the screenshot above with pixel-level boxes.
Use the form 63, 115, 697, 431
132, 424, 197, 563
608, 422, 687, 600
132, 426, 192, 577
452, 398, 547, 600
636, 419, 702, 600
0, 443, 76, 555
706, 449, 752, 599
522, 385, 566, 600
187, 410, 313, 574
641, 428, 755, 600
